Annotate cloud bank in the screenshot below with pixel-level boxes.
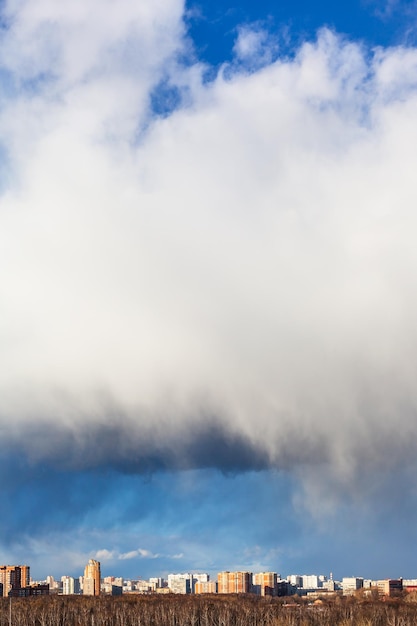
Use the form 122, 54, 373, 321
1, 1, 417, 509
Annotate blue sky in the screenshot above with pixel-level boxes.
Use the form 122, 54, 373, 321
1, 0, 417, 584
186, 0, 417, 65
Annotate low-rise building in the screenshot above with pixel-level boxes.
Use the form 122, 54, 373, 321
342, 578, 364, 595
376, 579, 403, 596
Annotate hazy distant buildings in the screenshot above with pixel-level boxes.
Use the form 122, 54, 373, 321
101, 576, 123, 595
83, 560, 101, 596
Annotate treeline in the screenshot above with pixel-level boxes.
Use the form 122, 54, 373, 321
1, 593, 417, 626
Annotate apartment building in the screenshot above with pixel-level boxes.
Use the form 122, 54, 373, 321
194, 581, 218, 594
0, 565, 30, 597
342, 577, 364, 595
218, 571, 251, 594
61, 575, 80, 595
167, 573, 192, 594
252, 572, 277, 596
83, 559, 101, 596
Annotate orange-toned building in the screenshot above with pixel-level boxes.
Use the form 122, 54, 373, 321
83, 559, 101, 596
217, 571, 251, 594
0, 565, 30, 597
252, 572, 278, 596
194, 581, 218, 594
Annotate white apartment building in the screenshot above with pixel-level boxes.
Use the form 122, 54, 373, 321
61, 576, 80, 595
302, 575, 321, 589
287, 575, 302, 587
342, 577, 364, 595
193, 573, 209, 584
167, 573, 192, 594
167, 573, 210, 594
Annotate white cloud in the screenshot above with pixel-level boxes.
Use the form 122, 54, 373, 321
233, 24, 278, 66
1, 0, 417, 513
94, 549, 117, 562
119, 549, 160, 560
93, 548, 173, 561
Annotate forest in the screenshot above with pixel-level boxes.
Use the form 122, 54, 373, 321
2, 593, 417, 626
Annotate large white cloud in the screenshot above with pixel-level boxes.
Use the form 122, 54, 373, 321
1, 2, 417, 504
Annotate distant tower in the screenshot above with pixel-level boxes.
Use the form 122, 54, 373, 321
83, 560, 101, 596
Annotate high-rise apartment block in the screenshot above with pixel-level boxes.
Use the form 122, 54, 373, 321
218, 571, 251, 594
252, 572, 278, 596
167, 573, 192, 594
83, 560, 101, 596
302, 575, 321, 589
61, 576, 80, 595
0, 565, 30, 597
194, 580, 218, 594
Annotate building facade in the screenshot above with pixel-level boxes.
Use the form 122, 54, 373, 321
194, 581, 218, 594
167, 573, 192, 594
61, 576, 80, 595
83, 560, 101, 596
342, 577, 364, 595
0, 565, 30, 597
377, 579, 403, 596
252, 572, 278, 596
218, 571, 251, 594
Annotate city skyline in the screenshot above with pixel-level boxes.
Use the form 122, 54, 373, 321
2, 0, 417, 580
4, 560, 416, 599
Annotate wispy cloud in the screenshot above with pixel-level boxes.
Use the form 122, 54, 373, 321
120, 549, 159, 560
232, 22, 279, 68
94, 548, 183, 562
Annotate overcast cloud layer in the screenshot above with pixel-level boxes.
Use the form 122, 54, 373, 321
2, 0, 417, 533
